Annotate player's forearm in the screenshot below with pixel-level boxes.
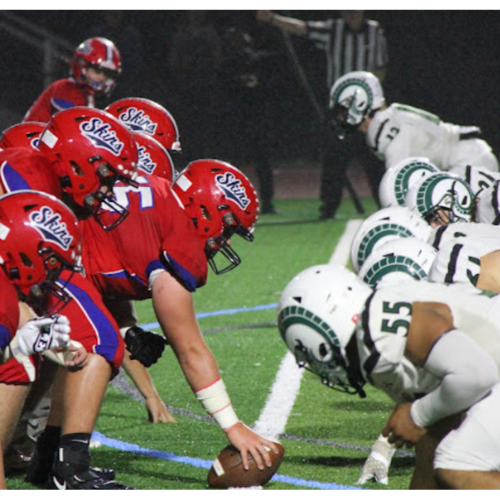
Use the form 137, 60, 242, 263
121, 351, 159, 400
411, 329, 498, 427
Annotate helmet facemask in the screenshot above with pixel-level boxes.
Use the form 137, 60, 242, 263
9, 245, 82, 316
82, 161, 139, 231
81, 62, 119, 97
422, 180, 472, 226
205, 210, 254, 275
329, 92, 364, 140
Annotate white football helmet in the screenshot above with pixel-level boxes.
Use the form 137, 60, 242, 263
328, 71, 385, 139
358, 237, 437, 288
428, 239, 481, 287
379, 157, 439, 208
474, 180, 500, 225
350, 206, 433, 273
405, 172, 475, 225
278, 263, 372, 397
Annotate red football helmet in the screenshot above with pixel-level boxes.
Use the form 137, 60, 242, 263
37, 107, 139, 231
132, 131, 176, 182
71, 37, 122, 97
105, 97, 181, 152
0, 122, 46, 150
172, 159, 259, 274
0, 190, 82, 314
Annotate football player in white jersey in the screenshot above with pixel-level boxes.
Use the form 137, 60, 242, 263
329, 71, 499, 173
355, 222, 500, 485
279, 263, 500, 489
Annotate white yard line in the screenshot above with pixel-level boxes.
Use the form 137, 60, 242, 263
253, 219, 364, 441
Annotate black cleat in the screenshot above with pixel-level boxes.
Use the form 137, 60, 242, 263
51, 468, 132, 490
26, 451, 115, 487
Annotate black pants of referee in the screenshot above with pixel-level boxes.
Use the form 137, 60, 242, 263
319, 128, 385, 219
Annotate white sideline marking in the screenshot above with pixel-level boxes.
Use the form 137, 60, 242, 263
254, 219, 364, 441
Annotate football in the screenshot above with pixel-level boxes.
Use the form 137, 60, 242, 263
207, 442, 285, 489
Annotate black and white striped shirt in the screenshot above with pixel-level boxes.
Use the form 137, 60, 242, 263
306, 18, 389, 89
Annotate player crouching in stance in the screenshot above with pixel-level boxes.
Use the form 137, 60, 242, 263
0, 191, 86, 489
278, 263, 500, 489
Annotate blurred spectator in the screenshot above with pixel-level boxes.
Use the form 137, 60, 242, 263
167, 11, 223, 162
218, 26, 279, 214
257, 10, 389, 219
86, 11, 148, 102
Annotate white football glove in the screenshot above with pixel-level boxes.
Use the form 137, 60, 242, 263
10, 315, 71, 359
356, 434, 396, 486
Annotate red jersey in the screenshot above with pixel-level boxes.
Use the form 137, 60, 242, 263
0, 270, 20, 351
0, 148, 124, 371
24, 78, 91, 123
0, 147, 61, 197
81, 174, 207, 300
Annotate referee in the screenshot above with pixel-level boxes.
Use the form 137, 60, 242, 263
257, 10, 389, 219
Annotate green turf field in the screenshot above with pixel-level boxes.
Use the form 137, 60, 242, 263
7, 197, 416, 490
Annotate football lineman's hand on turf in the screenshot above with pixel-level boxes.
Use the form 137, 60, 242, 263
16, 315, 71, 357
382, 402, 426, 448
125, 326, 168, 367
356, 434, 396, 485
224, 422, 279, 471
146, 395, 177, 424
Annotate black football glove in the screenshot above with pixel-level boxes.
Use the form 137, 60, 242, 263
124, 326, 168, 368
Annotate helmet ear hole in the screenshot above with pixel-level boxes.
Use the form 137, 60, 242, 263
70, 161, 85, 177
200, 205, 211, 221
20, 253, 34, 268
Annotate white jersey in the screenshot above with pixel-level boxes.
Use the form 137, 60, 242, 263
427, 222, 500, 256
357, 280, 500, 404
448, 164, 500, 195
366, 103, 498, 172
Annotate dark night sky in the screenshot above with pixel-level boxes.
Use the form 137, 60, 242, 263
2, 10, 500, 161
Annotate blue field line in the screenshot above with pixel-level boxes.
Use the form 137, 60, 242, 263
91, 431, 364, 490
140, 303, 279, 331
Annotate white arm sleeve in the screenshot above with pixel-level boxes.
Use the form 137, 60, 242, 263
411, 329, 499, 428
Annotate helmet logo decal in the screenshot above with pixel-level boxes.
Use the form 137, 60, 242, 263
118, 107, 157, 135
80, 118, 124, 156
215, 172, 250, 209
30, 206, 73, 250
78, 40, 93, 56
137, 146, 157, 174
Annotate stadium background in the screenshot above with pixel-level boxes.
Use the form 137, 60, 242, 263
1, 10, 499, 178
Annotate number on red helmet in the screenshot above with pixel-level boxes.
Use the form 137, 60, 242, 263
106, 97, 181, 152
38, 107, 139, 231
72, 37, 122, 97
0, 122, 46, 150
172, 159, 259, 274
0, 190, 82, 314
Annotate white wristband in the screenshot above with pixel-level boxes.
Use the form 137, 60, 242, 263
195, 378, 239, 430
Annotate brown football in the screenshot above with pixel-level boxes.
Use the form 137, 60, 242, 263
207, 442, 285, 489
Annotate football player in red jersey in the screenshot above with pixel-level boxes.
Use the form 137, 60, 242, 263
0, 190, 87, 489
75, 159, 280, 471
0, 107, 139, 489
24, 37, 121, 123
